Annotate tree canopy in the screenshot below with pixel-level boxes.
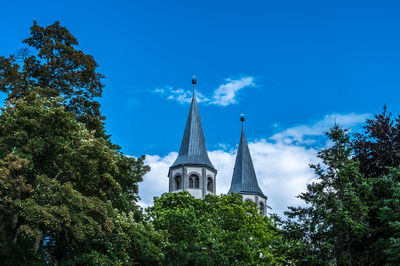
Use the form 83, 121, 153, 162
0, 91, 151, 264
148, 191, 291, 265
0, 21, 157, 264
352, 108, 400, 264
279, 125, 371, 265
280, 112, 400, 265
0, 21, 105, 132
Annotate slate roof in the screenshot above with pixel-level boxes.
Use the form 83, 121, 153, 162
170, 91, 216, 171
228, 122, 266, 198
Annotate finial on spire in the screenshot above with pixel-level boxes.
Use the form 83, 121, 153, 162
192, 73, 197, 85
192, 73, 197, 98
240, 113, 245, 122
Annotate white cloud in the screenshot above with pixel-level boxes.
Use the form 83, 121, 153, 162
138, 152, 177, 206
153, 86, 210, 104
248, 140, 318, 212
210, 77, 255, 106
152, 77, 255, 106
271, 113, 370, 145
138, 112, 369, 217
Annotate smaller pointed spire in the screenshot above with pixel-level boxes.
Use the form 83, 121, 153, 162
228, 114, 266, 197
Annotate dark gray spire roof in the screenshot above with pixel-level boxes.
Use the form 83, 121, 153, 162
228, 121, 266, 198
170, 91, 216, 171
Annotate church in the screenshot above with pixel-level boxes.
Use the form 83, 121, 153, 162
168, 77, 267, 215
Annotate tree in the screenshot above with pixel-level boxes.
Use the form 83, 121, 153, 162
64, 211, 168, 265
353, 106, 400, 179
148, 191, 291, 266
0, 21, 105, 132
0, 22, 171, 265
0, 154, 33, 262
374, 167, 400, 265
281, 125, 371, 265
352, 108, 400, 265
0, 91, 150, 264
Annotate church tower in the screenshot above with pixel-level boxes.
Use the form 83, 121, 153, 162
168, 77, 217, 199
228, 115, 267, 215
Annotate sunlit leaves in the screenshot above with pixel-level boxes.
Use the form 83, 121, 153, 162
148, 192, 291, 265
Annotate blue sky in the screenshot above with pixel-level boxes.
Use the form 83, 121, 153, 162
1, 0, 400, 214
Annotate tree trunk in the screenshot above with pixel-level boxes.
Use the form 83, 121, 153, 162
11, 214, 18, 229
33, 232, 42, 254
11, 191, 21, 243
345, 230, 352, 266
12, 228, 20, 244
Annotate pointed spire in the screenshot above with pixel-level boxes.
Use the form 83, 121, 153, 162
228, 115, 266, 197
170, 77, 215, 170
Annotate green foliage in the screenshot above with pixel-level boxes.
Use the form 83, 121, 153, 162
0, 22, 167, 265
281, 114, 400, 265
0, 91, 150, 264
375, 168, 400, 265
353, 106, 400, 179
352, 108, 400, 265
63, 211, 168, 265
0, 21, 105, 132
148, 191, 291, 265
0, 154, 33, 260
281, 125, 371, 265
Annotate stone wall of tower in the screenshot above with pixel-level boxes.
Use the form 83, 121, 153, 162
169, 165, 216, 199
241, 194, 267, 216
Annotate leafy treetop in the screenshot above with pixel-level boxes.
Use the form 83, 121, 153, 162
0, 21, 105, 132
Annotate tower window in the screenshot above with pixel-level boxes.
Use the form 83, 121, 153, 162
207, 177, 213, 192
190, 174, 200, 188
259, 202, 265, 215
175, 175, 181, 190
189, 177, 193, 188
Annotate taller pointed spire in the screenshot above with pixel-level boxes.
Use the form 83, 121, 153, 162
170, 77, 215, 170
228, 114, 265, 197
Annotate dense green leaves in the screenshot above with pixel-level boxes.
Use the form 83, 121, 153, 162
281, 112, 400, 265
375, 168, 400, 264
65, 211, 168, 265
0, 91, 150, 264
148, 192, 291, 265
353, 106, 400, 179
281, 125, 371, 265
0, 21, 105, 132
351, 108, 400, 265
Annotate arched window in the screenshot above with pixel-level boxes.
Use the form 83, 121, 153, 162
190, 174, 200, 189
189, 177, 193, 188
259, 202, 265, 215
207, 177, 213, 192
175, 175, 181, 190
